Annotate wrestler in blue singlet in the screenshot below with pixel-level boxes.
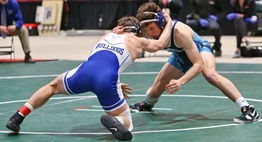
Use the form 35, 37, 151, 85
62, 33, 132, 112
165, 20, 214, 73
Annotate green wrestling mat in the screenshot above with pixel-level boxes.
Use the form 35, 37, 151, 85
0, 61, 262, 142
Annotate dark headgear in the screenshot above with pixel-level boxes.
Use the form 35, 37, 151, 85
124, 23, 142, 37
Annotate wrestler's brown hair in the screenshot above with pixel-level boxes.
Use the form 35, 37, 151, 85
118, 16, 139, 27
136, 2, 161, 27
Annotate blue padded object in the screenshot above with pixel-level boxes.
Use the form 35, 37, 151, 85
226, 13, 238, 20
199, 19, 209, 27
140, 12, 166, 29
154, 12, 166, 29
245, 17, 258, 24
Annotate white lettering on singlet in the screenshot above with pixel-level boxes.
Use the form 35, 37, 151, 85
95, 43, 124, 55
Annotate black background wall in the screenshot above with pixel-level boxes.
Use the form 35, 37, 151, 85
18, 0, 237, 35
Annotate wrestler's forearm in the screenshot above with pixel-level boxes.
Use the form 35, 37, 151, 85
178, 63, 203, 85
157, 19, 172, 49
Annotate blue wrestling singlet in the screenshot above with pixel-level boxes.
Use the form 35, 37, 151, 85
63, 33, 132, 112
164, 20, 214, 73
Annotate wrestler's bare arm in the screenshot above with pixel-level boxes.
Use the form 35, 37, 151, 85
139, 12, 173, 52
175, 23, 204, 85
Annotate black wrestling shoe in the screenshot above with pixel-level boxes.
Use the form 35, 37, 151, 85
100, 115, 133, 141
234, 105, 259, 124
6, 112, 24, 132
129, 101, 154, 113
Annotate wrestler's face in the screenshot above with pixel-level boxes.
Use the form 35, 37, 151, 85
0, 0, 8, 5
142, 22, 162, 39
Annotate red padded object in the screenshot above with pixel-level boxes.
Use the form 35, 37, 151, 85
23, 23, 38, 29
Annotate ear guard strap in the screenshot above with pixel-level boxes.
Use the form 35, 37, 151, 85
124, 24, 142, 37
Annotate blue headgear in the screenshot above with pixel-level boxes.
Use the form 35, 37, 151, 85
140, 12, 166, 29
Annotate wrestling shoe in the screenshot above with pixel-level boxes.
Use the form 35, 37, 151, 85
6, 112, 24, 132
100, 115, 133, 141
234, 105, 259, 124
129, 101, 154, 113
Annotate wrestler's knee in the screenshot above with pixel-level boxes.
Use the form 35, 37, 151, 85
120, 108, 133, 131
202, 69, 219, 84
49, 75, 64, 94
